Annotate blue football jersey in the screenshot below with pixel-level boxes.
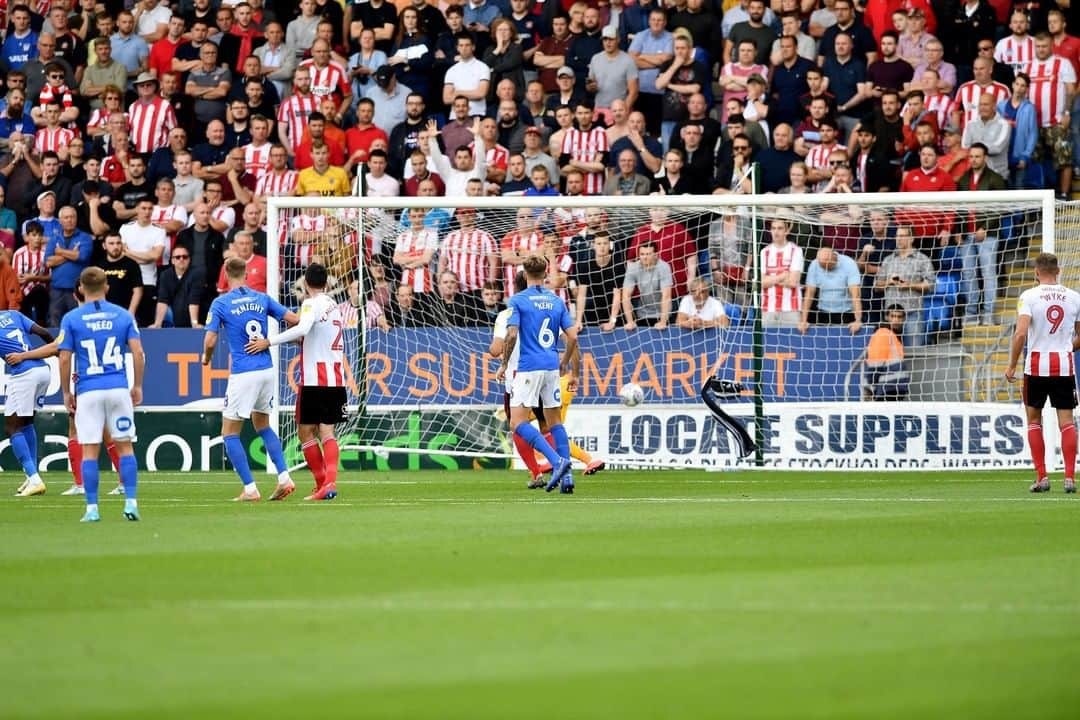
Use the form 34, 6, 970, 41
57, 300, 140, 393
507, 285, 572, 372
0, 310, 45, 376
206, 287, 289, 374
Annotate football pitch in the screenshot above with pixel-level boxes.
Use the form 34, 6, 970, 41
2, 469, 1079, 719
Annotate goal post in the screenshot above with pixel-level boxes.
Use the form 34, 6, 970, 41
266, 190, 1059, 472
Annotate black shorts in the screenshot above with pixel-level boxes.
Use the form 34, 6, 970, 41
1023, 375, 1078, 410
297, 386, 348, 425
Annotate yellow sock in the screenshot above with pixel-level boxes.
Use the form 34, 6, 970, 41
570, 441, 592, 464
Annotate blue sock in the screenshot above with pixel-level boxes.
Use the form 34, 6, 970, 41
515, 423, 561, 467
119, 454, 137, 499
223, 435, 254, 486
82, 460, 100, 505
19, 424, 38, 469
9, 428, 35, 477
258, 428, 288, 475
549, 423, 570, 461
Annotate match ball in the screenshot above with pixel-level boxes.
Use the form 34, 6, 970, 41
619, 383, 645, 407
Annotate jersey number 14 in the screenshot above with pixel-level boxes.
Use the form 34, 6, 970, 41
81, 337, 123, 375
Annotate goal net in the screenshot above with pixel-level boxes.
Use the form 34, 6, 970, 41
266, 190, 1058, 472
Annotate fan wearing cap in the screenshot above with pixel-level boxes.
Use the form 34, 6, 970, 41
522, 124, 558, 183
937, 123, 970, 181
587, 25, 639, 126
543, 66, 584, 123
363, 65, 411, 132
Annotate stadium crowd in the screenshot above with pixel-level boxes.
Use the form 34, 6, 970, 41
0, 0, 1069, 341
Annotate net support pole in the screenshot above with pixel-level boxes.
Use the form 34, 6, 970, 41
266, 197, 281, 474
749, 164, 764, 467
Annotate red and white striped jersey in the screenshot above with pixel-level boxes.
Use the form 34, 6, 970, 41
34, 126, 74, 154
441, 227, 497, 292
12, 244, 47, 295
760, 241, 804, 313
469, 141, 509, 174
949, 80, 1011, 128
297, 293, 347, 388
806, 142, 844, 191
299, 59, 350, 101
395, 228, 439, 292
86, 108, 125, 135
256, 168, 298, 196
1022, 55, 1077, 127
560, 126, 608, 195
127, 97, 175, 153
151, 204, 187, 263
277, 92, 319, 147
995, 34, 1036, 72
500, 229, 541, 297
924, 93, 951, 129
1018, 283, 1080, 377
243, 141, 273, 178
38, 83, 73, 112
291, 212, 328, 266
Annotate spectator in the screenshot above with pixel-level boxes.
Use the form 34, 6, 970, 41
215, 231, 265, 292
799, 245, 863, 334
998, 73, 1038, 189
851, 124, 897, 193
957, 143, 1007, 326
709, 210, 749, 306
761, 217, 804, 327
719, 39, 767, 123
442, 33, 490, 117
25, 35, 75, 106
725, 0, 774, 67
385, 283, 431, 328
276, 68, 318, 159
723, 0, 778, 38
364, 65, 410, 133
819, 0, 876, 66
522, 127, 559, 185
798, 67, 837, 122
655, 29, 706, 150
0, 88, 34, 148
482, 18, 525, 104
28, 151, 72, 210
676, 276, 728, 330
474, 116, 508, 190
995, 10, 1035, 74
147, 14, 185, 81
2, 5, 39, 72
112, 10, 150, 87
572, 231, 625, 331
942, 125, 971, 182
805, 116, 845, 191
602, 148, 651, 196
947, 0, 996, 77
1025, 32, 1077, 200
152, 244, 204, 328
393, 206, 439, 293
770, 35, 815, 128
898, 8, 932, 69
875, 225, 934, 346
175, 202, 226, 314
866, 31, 913, 97
756, 123, 800, 193
112, 153, 152, 221
863, 305, 910, 400
589, 25, 639, 124
500, 154, 531, 195
12, 221, 49, 322
823, 33, 871, 137
97, 231, 144, 318
771, 12, 815, 66
127, 72, 175, 156
499, 208, 541, 297
172, 19, 211, 87
171, 151, 204, 211
427, 117, 486, 197
186, 43, 230, 125
226, 3, 265, 74
854, 90, 904, 164
44, 209, 92, 325
622, 241, 673, 330
478, 279, 503, 324
295, 143, 350, 197
23, 190, 62, 246
146, 126, 187, 185
856, 209, 895, 326
428, 270, 484, 327
961, 94, 1011, 177
534, 15, 573, 93
628, 8, 673, 134
778, 160, 811, 194
120, 198, 166, 324
912, 39, 956, 95
567, 6, 604, 93
253, 22, 296, 101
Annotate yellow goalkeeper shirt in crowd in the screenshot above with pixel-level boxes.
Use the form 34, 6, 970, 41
295, 166, 350, 197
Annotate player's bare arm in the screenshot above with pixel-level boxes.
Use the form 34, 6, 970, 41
129, 336, 145, 406
246, 305, 312, 354
59, 348, 75, 413
202, 330, 219, 366
561, 327, 580, 392
497, 325, 518, 382
1005, 314, 1031, 383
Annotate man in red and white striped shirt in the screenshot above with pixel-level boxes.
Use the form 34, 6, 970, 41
33, 101, 75, 158
805, 117, 845, 191
500, 211, 542, 297
761, 218, 804, 326
11, 223, 48, 321
1024, 33, 1078, 198
559, 102, 609, 195
151, 178, 188, 265
393, 207, 439, 293
276, 68, 318, 158
127, 72, 175, 154
299, 39, 351, 115
950, 57, 1011, 130
439, 208, 497, 294
242, 114, 273, 179
995, 11, 1036, 73
1005, 252, 1080, 493
255, 144, 298, 197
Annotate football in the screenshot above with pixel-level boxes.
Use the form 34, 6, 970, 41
619, 383, 645, 407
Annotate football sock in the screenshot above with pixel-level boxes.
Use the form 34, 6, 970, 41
570, 440, 592, 464
82, 459, 100, 505
223, 434, 255, 487
301, 440, 326, 488
1028, 423, 1047, 479
513, 432, 542, 475
119, 454, 137, 499
322, 438, 340, 486
1063, 423, 1077, 480
68, 438, 83, 486
20, 425, 38, 467
514, 422, 561, 467
106, 442, 120, 471
549, 423, 570, 461
258, 428, 289, 477
10, 427, 36, 478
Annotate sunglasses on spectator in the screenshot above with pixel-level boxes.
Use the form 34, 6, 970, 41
830, 160, 849, 167
172, 253, 190, 260
733, 145, 750, 151
978, 45, 993, 51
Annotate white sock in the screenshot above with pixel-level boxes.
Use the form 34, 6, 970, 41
277, 472, 292, 484
125, 498, 138, 508
85, 503, 98, 513
26, 474, 43, 486
243, 482, 258, 495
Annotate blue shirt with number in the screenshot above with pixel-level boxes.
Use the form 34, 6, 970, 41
57, 300, 139, 394
0, 310, 45, 376
206, 287, 288, 374
507, 285, 572, 372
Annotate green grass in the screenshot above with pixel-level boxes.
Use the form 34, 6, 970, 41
2, 469, 1079, 719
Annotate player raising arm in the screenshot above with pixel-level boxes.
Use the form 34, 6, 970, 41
1, 311, 54, 496
246, 264, 345, 501
203, 257, 300, 502
57, 268, 145, 522
497, 255, 580, 494
1005, 252, 1080, 494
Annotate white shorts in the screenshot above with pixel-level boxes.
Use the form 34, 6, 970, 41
75, 387, 136, 444
224, 368, 275, 420
509, 369, 561, 409
4, 365, 51, 417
